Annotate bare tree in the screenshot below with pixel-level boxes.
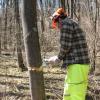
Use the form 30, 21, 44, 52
14, 0, 26, 71
60, 0, 66, 10
71, 0, 74, 18
92, 0, 99, 72
3, 0, 8, 50
0, 17, 1, 54
20, 0, 45, 100
66, 0, 70, 15
65, 0, 72, 17
40, 0, 45, 32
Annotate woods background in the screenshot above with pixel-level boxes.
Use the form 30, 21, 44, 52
0, 0, 100, 100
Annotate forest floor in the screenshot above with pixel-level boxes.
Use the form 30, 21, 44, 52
0, 54, 65, 100
0, 54, 100, 100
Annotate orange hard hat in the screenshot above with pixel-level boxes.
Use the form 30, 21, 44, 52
51, 8, 67, 29
56, 8, 65, 15
52, 8, 66, 20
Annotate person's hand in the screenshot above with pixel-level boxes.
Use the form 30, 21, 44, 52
45, 56, 61, 66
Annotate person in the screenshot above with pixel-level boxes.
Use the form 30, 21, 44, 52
49, 8, 90, 100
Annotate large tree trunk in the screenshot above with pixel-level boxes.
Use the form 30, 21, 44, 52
20, 0, 45, 100
14, 0, 26, 71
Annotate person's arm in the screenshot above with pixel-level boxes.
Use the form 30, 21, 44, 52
58, 23, 73, 60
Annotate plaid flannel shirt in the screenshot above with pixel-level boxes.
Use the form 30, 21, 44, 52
58, 17, 90, 67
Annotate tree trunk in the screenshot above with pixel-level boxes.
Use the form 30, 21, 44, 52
67, 0, 71, 17
0, 17, 1, 54
60, 0, 66, 10
20, 0, 45, 100
71, 0, 74, 18
8, 16, 13, 50
77, 0, 81, 23
4, 2, 8, 50
66, 0, 70, 15
92, 0, 98, 72
14, 0, 26, 71
40, 0, 45, 32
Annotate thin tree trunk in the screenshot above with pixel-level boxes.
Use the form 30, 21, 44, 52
40, 0, 45, 32
4, 1, 8, 50
71, 0, 74, 18
0, 17, 1, 54
14, 0, 26, 71
8, 16, 13, 50
66, 0, 70, 15
20, 0, 45, 100
93, 0, 98, 72
67, 0, 72, 17
60, 0, 66, 10
77, 0, 81, 23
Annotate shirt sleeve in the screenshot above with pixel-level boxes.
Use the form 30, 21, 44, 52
58, 24, 73, 60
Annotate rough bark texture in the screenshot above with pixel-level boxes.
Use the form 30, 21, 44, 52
71, 0, 74, 18
20, 0, 45, 100
29, 70, 45, 100
60, 0, 66, 11
0, 18, 1, 54
14, 0, 26, 71
4, 3, 8, 50
21, 0, 42, 67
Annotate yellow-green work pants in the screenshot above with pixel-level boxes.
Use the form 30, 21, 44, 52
63, 64, 90, 100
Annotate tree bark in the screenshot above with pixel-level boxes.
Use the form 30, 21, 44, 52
4, 1, 8, 50
66, 0, 70, 15
71, 0, 74, 18
40, 0, 45, 32
14, 0, 26, 71
0, 17, 2, 54
20, 0, 45, 100
60, 0, 66, 11
92, 0, 98, 72
77, 0, 81, 23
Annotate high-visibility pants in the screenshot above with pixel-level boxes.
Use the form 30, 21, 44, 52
63, 64, 90, 100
